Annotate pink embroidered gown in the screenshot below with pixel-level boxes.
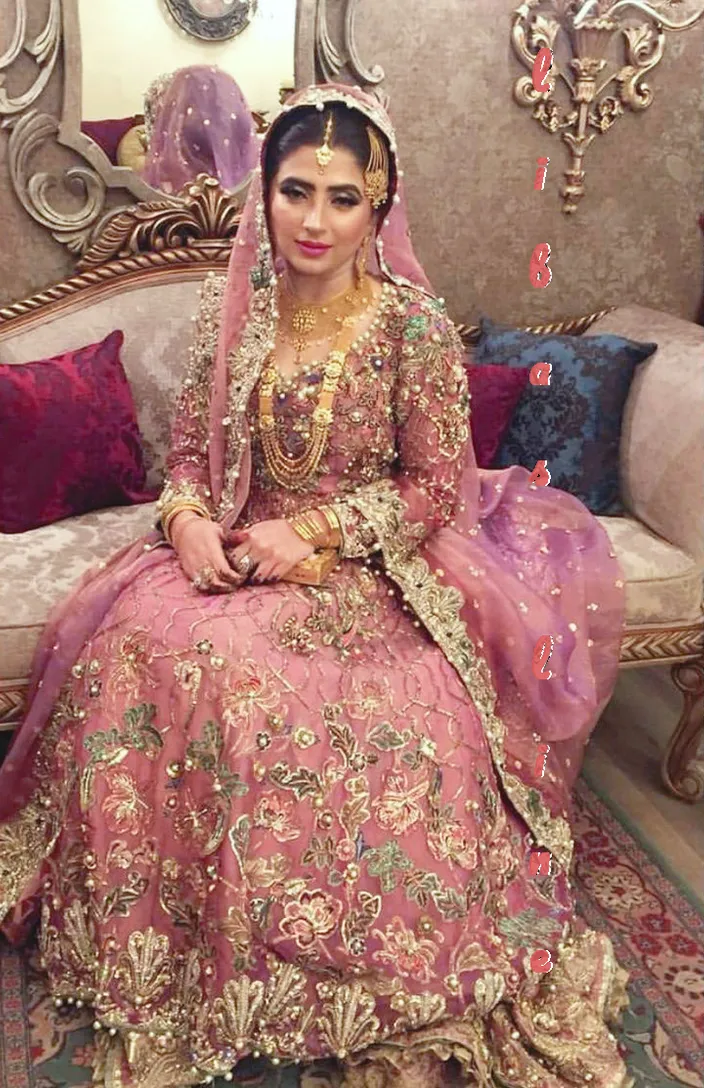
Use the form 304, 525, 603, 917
0, 276, 631, 1088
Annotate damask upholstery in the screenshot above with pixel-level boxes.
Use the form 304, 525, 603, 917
598, 517, 703, 626
588, 305, 704, 564
0, 503, 158, 682
475, 318, 657, 514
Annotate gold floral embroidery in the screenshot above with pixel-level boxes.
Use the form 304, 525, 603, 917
116, 927, 173, 1008
280, 889, 343, 951
349, 484, 574, 871
157, 271, 226, 526
102, 769, 152, 836
372, 916, 441, 983
0, 799, 57, 918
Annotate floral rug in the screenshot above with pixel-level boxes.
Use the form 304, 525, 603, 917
1, 776, 702, 1088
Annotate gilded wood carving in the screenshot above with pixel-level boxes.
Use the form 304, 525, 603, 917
511, 0, 704, 213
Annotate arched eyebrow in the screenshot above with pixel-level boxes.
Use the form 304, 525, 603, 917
279, 175, 363, 198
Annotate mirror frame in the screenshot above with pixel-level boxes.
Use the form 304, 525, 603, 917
164, 0, 257, 42
2, 0, 253, 258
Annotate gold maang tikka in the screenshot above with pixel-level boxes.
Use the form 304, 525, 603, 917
316, 113, 335, 173
316, 112, 389, 209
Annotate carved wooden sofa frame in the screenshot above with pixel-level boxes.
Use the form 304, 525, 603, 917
1, 179, 702, 805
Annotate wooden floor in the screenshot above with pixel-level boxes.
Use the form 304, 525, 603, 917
0, 665, 701, 905
584, 664, 704, 908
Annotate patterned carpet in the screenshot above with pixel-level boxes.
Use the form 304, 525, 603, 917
1, 776, 702, 1088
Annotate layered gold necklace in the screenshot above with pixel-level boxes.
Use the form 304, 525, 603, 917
258, 274, 376, 489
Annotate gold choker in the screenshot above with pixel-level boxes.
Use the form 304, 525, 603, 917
277, 274, 374, 365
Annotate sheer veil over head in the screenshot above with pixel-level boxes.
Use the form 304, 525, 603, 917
142, 65, 259, 194
207, 82, 446, 511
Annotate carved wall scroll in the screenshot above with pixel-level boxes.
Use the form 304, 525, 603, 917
296, 0, 387, 105
0, 0, 205, 257
512, 0, 704, 213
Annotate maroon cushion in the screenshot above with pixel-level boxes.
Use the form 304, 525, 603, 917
81, 116, 142, 165
0, 331, 157, 533
466, 359, 531, 468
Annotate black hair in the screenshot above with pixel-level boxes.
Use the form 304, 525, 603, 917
264, 102, 394, 212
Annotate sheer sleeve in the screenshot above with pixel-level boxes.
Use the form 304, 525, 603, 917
331, 295, 470, 559
156, 273, 226, 529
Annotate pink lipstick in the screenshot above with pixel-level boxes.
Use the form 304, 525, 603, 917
296, 240, 332, 257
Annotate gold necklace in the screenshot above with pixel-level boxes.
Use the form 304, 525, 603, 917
258, 346, 346, 489
259, 281, 378, 489
278, 274, 374, 365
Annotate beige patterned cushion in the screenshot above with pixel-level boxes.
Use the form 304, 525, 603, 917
0, 503, 158, 683
0, 277, 207, 489
588, 305, 704, 564
599, 516, 704, 626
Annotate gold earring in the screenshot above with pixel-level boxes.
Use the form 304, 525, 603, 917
356, 232, 372, 286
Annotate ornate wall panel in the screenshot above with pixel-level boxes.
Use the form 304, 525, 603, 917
0, 0, 74, 301
0, 0, 197, 305
295, 0, 704, 327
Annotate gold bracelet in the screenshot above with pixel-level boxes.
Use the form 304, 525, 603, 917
290, 511, 328, 547
318, 505, 342, 546
290, 508, 343, 550
290, 517, 319, 545
163, 503, 211, 546
162, 504, 206, 539
167, 511, 204, 548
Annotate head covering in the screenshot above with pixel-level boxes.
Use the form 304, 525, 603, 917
142, 65, 259, 194
207, 83, 443, 513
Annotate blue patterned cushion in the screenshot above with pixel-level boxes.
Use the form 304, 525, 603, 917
475, 318, 657, 514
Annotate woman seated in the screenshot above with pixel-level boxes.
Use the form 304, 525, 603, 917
0, 84, 632, 1088
135, 64, 259, 194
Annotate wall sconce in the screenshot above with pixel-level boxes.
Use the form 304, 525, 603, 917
512, 0, 704, 213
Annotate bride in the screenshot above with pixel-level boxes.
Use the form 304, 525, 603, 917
0, 84, 631, 1087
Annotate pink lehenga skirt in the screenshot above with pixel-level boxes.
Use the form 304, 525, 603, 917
0, 519, 631, 1087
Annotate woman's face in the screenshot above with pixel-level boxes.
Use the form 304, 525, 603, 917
269, 143, 375, 282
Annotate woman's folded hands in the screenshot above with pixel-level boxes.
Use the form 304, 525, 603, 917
225, 519, 314, 583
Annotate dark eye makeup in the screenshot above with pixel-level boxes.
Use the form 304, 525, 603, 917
278, 179, 362, 207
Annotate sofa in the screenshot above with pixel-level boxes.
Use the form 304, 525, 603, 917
1, 252, 703, 801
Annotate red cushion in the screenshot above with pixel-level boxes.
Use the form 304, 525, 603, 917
81, 116, 142, 165
0, 331, 157, 533
466, 359, 531, 468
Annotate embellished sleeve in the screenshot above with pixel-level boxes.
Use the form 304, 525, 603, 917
331, 295, 470, 559
156, 272, 226, 529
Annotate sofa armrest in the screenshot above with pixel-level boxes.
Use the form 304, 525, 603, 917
588, 305, 704, 565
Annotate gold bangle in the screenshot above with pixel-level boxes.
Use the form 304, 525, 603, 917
290, 518, 319, 544
290, 512, 328, 547
320, 505, 340, 530
163, 506, 205, 539
168, 511, 203, 546
163, 503, 210, 546
290, 508, 342, 550
318, 505, 342, 545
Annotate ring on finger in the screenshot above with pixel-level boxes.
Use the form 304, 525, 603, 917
193, 564, 216, 591
234, 554, 255, 577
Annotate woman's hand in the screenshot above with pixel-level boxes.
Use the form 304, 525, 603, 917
172, 513, 242, 593
226, 519, 314, 583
